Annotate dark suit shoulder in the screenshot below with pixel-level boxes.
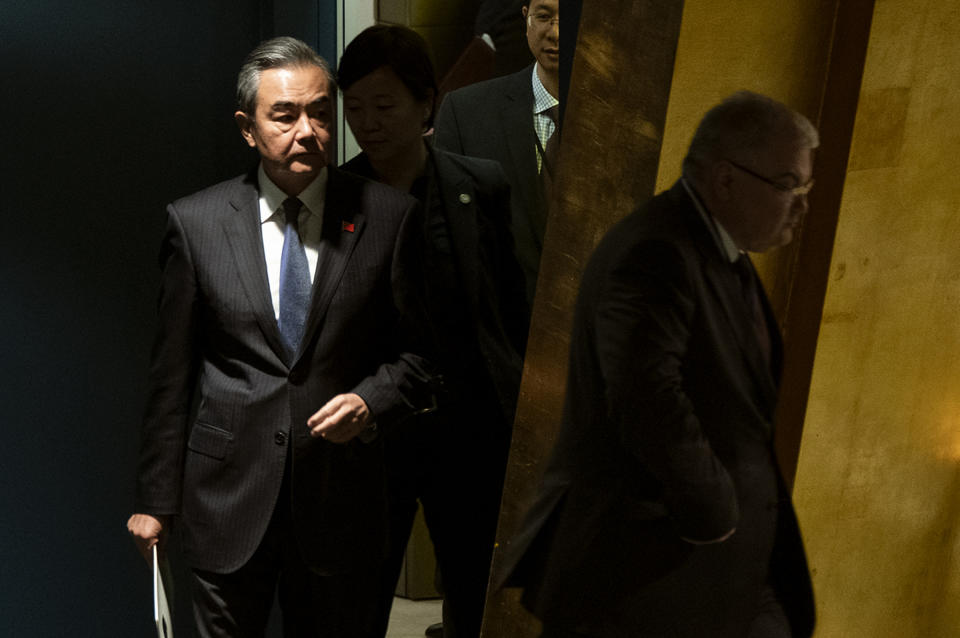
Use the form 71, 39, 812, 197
169, 172, 254, 215
329, 163, 409, 198
582, 185, 707, 293
616, 185, 709, 252
326, 166, 420, 240
431, 147, 510, 191
441, 64, 533, 106
431, 149, 513, 239
339, 153, 377, 182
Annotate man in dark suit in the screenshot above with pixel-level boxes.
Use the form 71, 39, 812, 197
499, 91, 819, 637
434, 0, 559, 306
126, 37, 433, 637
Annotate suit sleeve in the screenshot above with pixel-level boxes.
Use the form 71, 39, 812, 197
433, 93, 466, 155
134, 205, 200, 515
595, 239, 738, 542
350, 200, 437, 424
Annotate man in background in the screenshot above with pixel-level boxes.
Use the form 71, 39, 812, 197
434, 0, 559, 308
500, 91, 819, 638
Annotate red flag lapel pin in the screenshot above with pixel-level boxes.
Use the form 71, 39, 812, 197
342, 220, 355, 233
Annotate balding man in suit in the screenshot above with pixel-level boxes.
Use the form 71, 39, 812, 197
500, 91, 819, 638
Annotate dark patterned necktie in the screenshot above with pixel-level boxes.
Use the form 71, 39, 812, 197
540, 104, 560, 179
734, 255, 771, 368
279, 197, 311, 356
535, 105, 561, 239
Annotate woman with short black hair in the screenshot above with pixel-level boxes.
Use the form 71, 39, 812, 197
338, 24, 529, 638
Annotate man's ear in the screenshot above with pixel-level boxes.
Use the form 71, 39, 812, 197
235, 111, 257, 148
712, 160, 736, 203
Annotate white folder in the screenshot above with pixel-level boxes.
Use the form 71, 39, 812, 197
153, 545, 174, 638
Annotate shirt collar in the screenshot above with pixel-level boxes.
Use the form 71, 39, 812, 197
680, 176, 741, 263
531, 63, 559, 115
257, 163, 328, 223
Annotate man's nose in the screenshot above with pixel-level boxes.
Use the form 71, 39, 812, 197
293, 112, 315, 139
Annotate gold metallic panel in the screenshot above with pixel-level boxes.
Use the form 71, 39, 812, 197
794, 0, 960, 634
848, 87, 911, 171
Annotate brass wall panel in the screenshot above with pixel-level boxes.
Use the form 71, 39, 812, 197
771, 0, 875, 485
793, 0, 960, 635
848, 87, 911, 171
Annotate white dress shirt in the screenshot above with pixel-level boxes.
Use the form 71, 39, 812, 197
532, 62, 559, 172
681, 176, 741, 263
257, 164, 328, 319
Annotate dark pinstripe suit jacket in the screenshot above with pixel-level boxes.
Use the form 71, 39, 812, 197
134, 166, 434, 575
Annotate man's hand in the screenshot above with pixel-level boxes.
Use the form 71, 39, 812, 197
307, 393, 371, 443
127, 513, 168, 563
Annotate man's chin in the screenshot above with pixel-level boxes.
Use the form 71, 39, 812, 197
287, 157, 327, 173
767, 228, 796, 251
539, 51, 560, 71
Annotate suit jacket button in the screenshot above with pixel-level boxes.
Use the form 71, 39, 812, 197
458, 193, 472, 204
274, 431, 288, 445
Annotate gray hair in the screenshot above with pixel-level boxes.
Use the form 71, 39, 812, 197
682, 90, 819, 181
236, 36, 334, 114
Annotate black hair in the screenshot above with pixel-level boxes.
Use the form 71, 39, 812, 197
336, 25, 438, 128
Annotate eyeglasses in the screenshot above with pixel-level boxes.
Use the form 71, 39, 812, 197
726, 159, 814, 198
528, 13, 559, 28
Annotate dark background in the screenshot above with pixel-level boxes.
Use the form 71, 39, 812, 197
0, 1, 333, 635
0, 1, 577, 634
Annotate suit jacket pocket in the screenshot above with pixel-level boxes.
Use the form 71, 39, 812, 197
187, 421, 232, 460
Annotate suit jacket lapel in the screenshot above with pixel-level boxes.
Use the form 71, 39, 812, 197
221, 172, 289, 362
674, 185, 779, 412
701, 255, 779, 413
500, 67, 543, 248
431, 150, 480, 315
757, 276, 785, 388
294, 168, 364, 364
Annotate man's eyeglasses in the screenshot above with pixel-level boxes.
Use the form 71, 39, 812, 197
727, 159, 814, 198
528, 13, 559, 28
